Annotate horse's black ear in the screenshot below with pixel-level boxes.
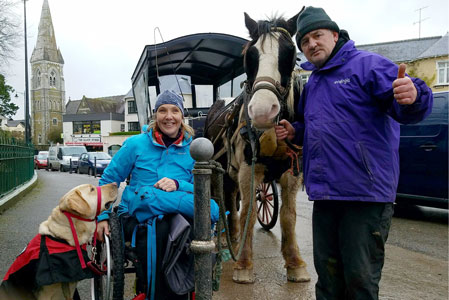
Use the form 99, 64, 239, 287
244, 12, 259, 40
286, 6, 305, 36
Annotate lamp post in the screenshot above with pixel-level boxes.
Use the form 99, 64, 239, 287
23, 0, 31, 144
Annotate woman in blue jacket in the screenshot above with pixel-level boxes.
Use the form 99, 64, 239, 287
97, 90, 219, 299
276, 7, 433, 300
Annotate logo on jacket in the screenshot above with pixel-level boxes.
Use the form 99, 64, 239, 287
334, 78, 351, 85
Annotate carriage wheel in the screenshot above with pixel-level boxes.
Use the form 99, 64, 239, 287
256, 181, 279, 230
92, 212, 125, 300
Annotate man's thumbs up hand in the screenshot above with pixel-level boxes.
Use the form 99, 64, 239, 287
392, 63, 417, 105
397, 63, 406, 78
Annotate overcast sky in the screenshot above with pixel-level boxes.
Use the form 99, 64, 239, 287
5, 0, 449, 119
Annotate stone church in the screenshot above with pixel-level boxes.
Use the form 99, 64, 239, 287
30, 0, 65, 149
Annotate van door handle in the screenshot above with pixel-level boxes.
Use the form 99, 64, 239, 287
419, 144, 437, 151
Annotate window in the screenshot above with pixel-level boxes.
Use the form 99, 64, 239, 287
120, 124, 125, 132
52, 118, 58, 125
218, 73, 246, 98
50, 70, 57, 87
128, 100, 137, 113
437, 61, 449, 85
128, 122, 140, 131
73, 121, 101, 134
37, 69, 41, 87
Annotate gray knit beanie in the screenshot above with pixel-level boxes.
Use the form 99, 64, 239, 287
154, 90, 184, 115
296, 6, 340, 51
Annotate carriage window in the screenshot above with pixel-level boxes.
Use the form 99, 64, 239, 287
195, 85, 213, 108
148, 86, 157, 116
219, 73, 246, 99
300, 74, 310, 86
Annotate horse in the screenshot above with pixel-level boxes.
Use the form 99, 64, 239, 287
204, 10, 310, 284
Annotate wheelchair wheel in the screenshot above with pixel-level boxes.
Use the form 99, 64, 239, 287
256, 181, 279, 230
92, 212, 125, 300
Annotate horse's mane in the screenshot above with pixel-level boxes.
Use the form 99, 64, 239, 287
242, 15, 292, 55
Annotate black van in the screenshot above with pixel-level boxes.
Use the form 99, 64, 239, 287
396, 91, 448, 209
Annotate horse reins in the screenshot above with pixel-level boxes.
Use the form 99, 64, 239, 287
61, 186, 102, 270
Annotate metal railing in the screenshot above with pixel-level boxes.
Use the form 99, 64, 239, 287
0, 136, 35, 198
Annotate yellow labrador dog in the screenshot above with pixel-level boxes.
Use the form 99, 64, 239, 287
0, 183, 117, 300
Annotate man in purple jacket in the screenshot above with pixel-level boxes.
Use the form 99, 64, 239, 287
275, 6, 433, 300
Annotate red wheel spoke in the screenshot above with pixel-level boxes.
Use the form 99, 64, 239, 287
262, 204, 267, 223
262, 183, 268, 194
265, 204, 272, 218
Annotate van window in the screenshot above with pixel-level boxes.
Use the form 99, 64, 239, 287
61, 146, 88, 156
400, 93, 448, 137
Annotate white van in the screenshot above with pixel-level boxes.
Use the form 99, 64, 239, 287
48, 145, 87, 172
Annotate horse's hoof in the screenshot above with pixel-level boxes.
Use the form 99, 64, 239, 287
232, 268, 255, 284
287, 266, 311, 282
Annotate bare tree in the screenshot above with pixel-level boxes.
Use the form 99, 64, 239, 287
0, 0, 22, 69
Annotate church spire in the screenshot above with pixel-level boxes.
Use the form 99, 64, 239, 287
30, 0, 63, 63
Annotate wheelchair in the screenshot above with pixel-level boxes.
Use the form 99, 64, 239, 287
90, 209, 195, 300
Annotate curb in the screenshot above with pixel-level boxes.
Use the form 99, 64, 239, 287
0, 171, 38, 214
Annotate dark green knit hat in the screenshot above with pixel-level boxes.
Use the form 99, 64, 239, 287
296, 6, 339, 50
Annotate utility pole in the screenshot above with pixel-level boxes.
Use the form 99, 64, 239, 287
414, 6, 429, 39
23, 0, 31, 144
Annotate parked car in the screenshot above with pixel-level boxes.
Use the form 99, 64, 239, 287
77, 152, 112, 176
396, 91, 448, 209
34, 151, 49, 169
48, 145, 87, 172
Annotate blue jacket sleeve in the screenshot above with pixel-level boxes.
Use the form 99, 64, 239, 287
98, 138, 136, 221
177, 179, 194, 193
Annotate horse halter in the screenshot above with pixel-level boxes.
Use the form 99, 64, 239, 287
246, 26, 295, 104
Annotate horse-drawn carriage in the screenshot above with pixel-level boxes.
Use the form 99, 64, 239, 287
92, 10, 310, 299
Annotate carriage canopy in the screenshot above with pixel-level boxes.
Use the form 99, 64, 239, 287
131, 33, 248, 130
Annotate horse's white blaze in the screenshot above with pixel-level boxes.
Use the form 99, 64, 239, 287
248, 33, 282, 129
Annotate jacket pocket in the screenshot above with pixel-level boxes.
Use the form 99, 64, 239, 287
356, 142, 374, 182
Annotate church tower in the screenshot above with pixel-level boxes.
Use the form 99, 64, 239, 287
30, 0, 65, 148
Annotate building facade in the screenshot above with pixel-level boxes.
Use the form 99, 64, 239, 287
30, 0, 65, 149
63, 95, 125, 152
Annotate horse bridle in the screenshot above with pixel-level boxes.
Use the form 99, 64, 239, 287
251, 76, 291, 102
245, 26, 295, 106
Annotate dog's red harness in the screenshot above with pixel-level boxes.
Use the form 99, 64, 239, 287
61, 186, 102, 271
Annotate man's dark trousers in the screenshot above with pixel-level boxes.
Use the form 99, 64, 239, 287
313, 200, 394, 300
